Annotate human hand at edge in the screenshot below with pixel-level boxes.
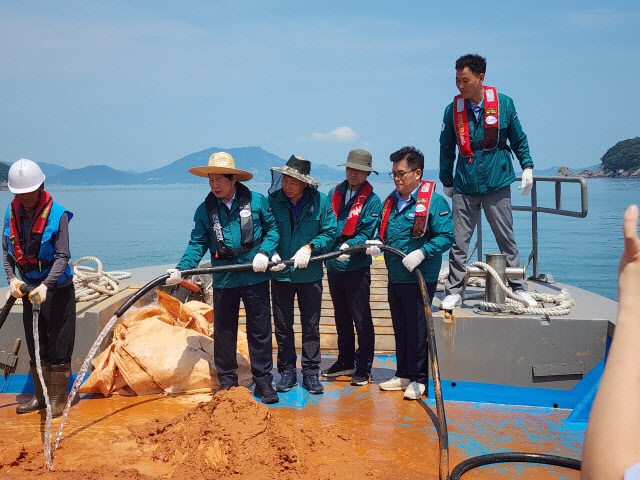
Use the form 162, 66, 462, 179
337, 243, 350, 262
28, 284, 47, 304
165, 268, 182, 285
618, 204, 640, 311
402, 249, 426, 272
252, 253, 269, 273
269, 254, 286, 272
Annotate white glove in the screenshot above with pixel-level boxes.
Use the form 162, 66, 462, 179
402, 249, 426, 272
252, 253, 269, 272
292, 245, 312, 269
9, 278, 26, 298
165, 268, 182, 285
365, 239, 383, 257
518, 168, 533, 197
269, 254, 286, 272
443, 186, 455, 198
337, 243, 350, 262
28, 284, 47, 304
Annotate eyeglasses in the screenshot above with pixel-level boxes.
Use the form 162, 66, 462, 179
389, 169, 418, 180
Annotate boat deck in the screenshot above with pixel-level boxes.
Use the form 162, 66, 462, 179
0, 355, 583, 480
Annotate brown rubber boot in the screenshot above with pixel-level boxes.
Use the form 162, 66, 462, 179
16, 362, 47, 414
48, 363, 71, 418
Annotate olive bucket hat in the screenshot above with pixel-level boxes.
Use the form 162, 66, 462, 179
338, 149, 378, 174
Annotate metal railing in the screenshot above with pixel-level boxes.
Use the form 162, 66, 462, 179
470, 176, 588, 281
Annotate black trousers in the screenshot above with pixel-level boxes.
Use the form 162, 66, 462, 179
271, 279, 322, 375
213, 280, 273, 387
22, 283, 76, 366
327, 267, 375, 373
387, 281, 436, 384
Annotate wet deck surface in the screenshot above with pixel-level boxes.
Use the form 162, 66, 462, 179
0, 358, 584, 480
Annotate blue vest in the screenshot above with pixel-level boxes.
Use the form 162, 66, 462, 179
4, 202, 74, 286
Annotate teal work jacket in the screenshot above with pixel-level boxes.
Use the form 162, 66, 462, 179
378, 190, 454, 284
325, 181, 382, 274
176, 187, 278, 289
440, 92, 534, 196
268, 188, 337, 284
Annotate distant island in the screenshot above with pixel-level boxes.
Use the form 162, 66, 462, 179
555, 137, 640, 178
2, 138, 639, 187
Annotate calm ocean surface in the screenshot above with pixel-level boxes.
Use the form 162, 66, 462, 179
0, 178, 637, 300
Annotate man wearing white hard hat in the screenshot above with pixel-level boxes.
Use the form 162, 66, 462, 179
166, 152, 280, 405
2, 158, 76, 417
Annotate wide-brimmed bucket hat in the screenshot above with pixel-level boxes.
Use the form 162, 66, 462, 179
338, 149, 378, 174
270, 155, 320, 186
188, 152, 253, 181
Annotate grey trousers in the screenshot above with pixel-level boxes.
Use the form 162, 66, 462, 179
445, 186, 527, 295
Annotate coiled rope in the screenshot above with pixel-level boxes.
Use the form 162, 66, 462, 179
72, 256, 131, 302
438, 262, 574, 316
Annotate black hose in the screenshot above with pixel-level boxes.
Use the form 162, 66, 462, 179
450, 452, 581, 479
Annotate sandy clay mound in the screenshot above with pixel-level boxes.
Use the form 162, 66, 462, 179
0, 387, 374, 479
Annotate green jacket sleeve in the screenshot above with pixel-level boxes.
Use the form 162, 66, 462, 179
420, 196, 454, 259
505, 97, 534, 170
439, 103, 457, 187
344, 194, 382, 247
309, 195, 338, 254
176, 203, 210, 270
258, 193, 279, 256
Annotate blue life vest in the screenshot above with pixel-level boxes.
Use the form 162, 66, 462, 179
3, 202, 74, 286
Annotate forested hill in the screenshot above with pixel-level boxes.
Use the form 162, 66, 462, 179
600, 137, 640, 176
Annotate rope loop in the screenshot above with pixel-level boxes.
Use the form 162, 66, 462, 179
72, 256, 131, 302
438, 263, 574, 316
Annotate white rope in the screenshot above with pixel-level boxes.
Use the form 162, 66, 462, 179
438, 263, 574, 316
72, 256, 131, 302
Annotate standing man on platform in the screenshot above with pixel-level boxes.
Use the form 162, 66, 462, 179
323, 149, 382, 386
439, 54, 537, 310
166, 152, 280, 405
366, 147, 454, 400
3, 158, 76, 418
268, 155, 337, 395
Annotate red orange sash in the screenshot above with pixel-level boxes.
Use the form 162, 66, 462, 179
9, 191, 53, 268
454, 86, 499, 163
331, 181, 373, 237
380, 180, 434, 241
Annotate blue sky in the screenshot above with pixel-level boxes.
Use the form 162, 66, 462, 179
1, 1, 638, 173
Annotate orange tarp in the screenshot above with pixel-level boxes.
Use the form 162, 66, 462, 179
79, 290, 252, 396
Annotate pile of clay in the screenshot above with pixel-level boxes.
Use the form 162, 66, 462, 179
0, 387, 374, 479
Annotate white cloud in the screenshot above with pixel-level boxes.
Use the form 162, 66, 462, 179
565, 9, 630, 31
308, 126, 357, 142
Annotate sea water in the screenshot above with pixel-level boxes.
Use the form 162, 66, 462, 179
0, 178, 637, 300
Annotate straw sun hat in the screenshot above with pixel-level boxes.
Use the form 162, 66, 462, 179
189, 152, 253, 181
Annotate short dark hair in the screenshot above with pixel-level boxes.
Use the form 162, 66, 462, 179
390, 146, 424, 176
455, 54, 486, 75
223, 173, 234, 181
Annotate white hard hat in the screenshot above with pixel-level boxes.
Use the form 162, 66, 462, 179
8, 158, 46, 194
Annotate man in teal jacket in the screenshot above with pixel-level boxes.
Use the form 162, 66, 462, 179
366, 146, 454, 400
268, 155, 337, 395
439, 54, 537, 310
323, 149, 382, 386
166, 152, 280, 405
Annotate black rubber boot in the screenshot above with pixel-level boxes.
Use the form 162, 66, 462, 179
16, 362, 47, 414
48, 363, 71, 419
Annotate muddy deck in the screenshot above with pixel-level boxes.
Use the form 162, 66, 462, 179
0, 355, 583, 480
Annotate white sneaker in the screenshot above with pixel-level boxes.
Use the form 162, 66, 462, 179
379, 376, 411, 391
440, 293, 462, 310
403, 381, 426, 400
514, 290, 537, 307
